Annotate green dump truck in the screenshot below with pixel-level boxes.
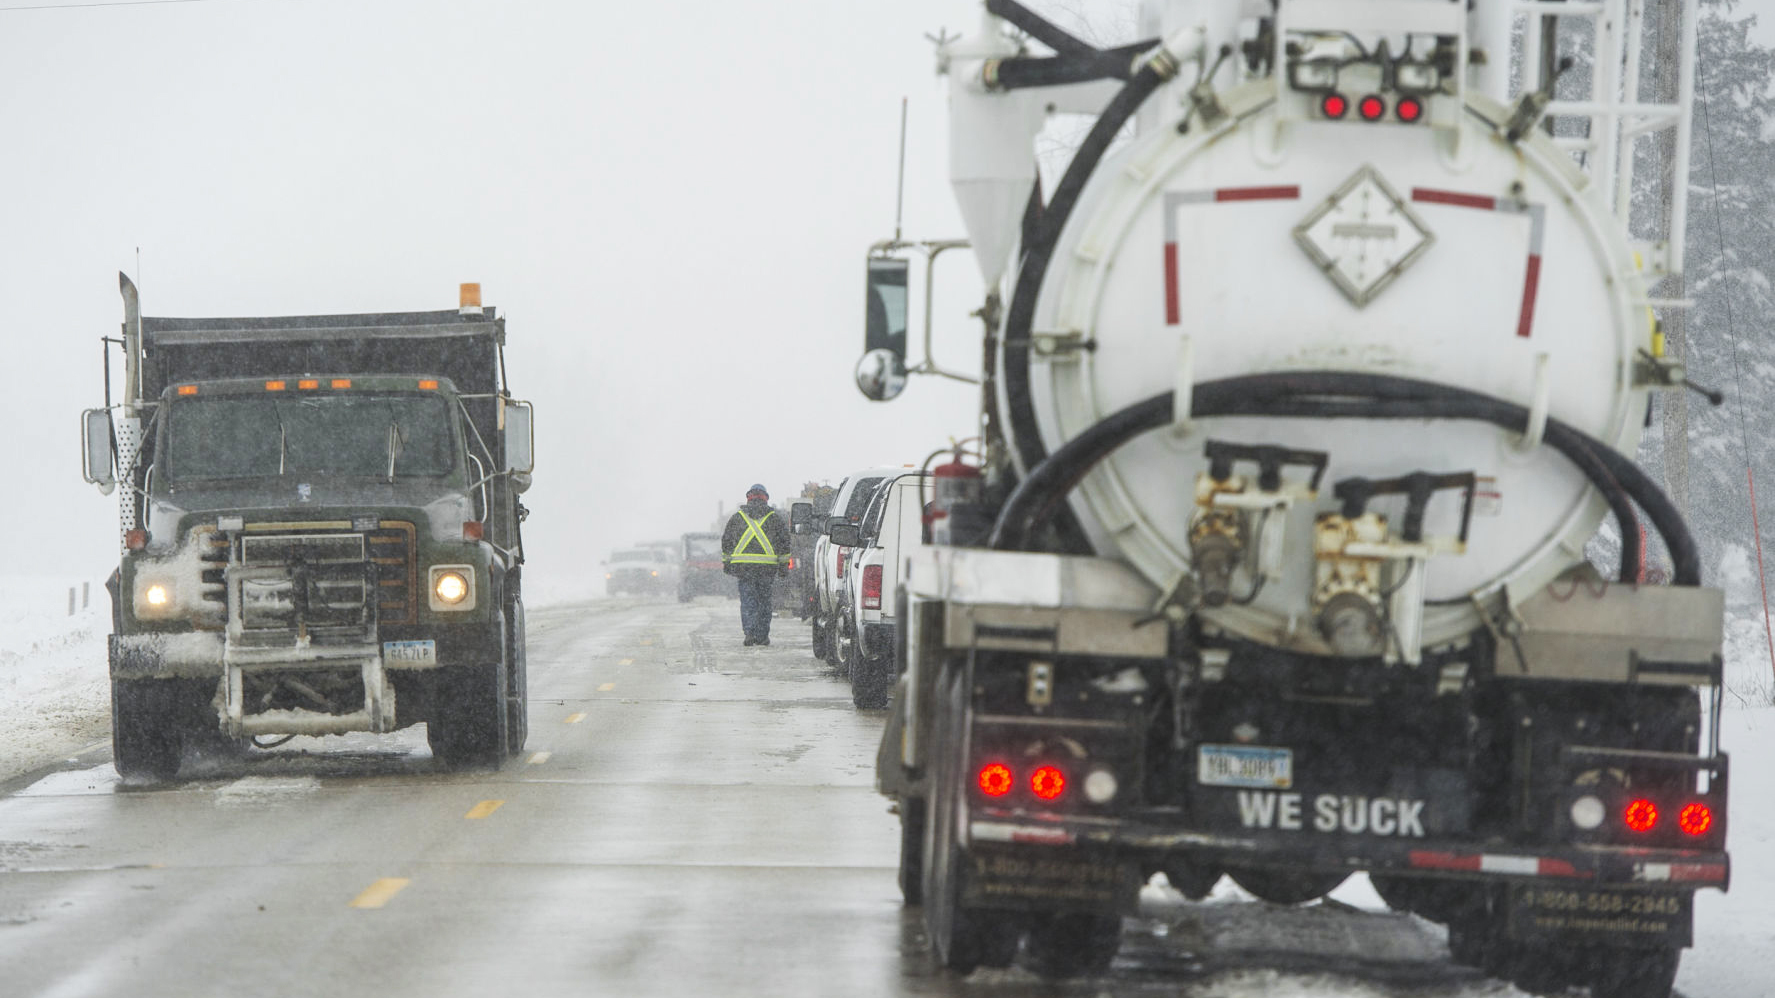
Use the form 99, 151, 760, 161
81, 277, 535, 779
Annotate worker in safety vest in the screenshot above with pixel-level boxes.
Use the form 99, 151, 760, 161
721, 484, 792, 646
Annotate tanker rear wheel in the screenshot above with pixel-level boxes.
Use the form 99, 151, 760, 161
1583, 946, 1680, 998
922, 665, 1015, 974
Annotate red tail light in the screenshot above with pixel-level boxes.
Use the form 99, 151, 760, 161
1624, 798, 1659, 833
862, 565, 883, 610
461, 520, 484, 541
1679, 803, 1714, 836
1320, 92, 1348, 119
787, 557, 796, 571
1396, 95, 1424, 123
1358, 94, 1386, 121
125, 529, 148, 551
978, 763, 1013, 797
1031, 765, 1066, 801
837, 551, 846, 579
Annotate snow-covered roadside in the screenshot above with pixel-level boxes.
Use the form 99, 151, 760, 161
0, 576, 111, 784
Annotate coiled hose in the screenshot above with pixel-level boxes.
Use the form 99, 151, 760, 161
986, 371, 1689, 586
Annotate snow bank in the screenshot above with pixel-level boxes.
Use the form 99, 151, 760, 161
0, 575, 111, 782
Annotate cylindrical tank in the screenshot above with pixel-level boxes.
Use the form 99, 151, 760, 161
1009, 78, 1651, 653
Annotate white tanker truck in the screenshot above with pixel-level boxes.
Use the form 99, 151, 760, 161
869, 1, 1728, 994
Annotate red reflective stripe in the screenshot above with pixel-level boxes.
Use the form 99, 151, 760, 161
1671, 862, 1728, 883
1164, 242, 1180, 325
1411, 187, 1496, 210
1536, 858, 1585, 879
1215, 185, 1300, 202
1410, 850, 1481, 871
1517, 255, 1542, 338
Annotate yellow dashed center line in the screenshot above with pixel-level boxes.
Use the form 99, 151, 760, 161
618, 658, 633, 666
350, 878, 411, 909
527, 751, 551, 765
598, 682, 616, 692
565, 712, 586, 724
464, 800, 504, 820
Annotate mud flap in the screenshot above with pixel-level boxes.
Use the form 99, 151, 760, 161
961, 843, 1140, 915
1506, 884, 1692, 947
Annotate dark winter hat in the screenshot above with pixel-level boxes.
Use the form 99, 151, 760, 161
747, 483, 769, 500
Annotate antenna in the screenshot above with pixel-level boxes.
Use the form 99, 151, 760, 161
894, 97, 908, 244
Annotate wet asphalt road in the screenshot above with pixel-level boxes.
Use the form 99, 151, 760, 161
0, 598, 1511, 997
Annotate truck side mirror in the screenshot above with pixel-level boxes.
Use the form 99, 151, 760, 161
828, 522, 862, 548
501, 399, 534, 477
859, 256, 910, 402
790, 502, 813, 534
81, 408, 115, 495
855, 348, 908, 402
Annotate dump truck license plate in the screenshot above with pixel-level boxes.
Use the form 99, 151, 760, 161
1198, 744, 1294, 789
382, 640, 436, 665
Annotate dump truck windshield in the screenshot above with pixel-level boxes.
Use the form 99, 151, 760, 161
165, 394, 458, 482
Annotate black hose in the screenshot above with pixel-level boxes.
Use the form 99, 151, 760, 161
988, 372, 1690, 586
1000, 55, 1171, 555
988, 48, 1142, 90
984, 0, 1098, 57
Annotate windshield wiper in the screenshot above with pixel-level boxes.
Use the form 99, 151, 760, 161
385, 421, 405, 484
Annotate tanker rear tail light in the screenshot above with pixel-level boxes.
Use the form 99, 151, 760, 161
1358, 94, 1387, 122
862, 564, 883, 610
978, 762, 1013, 798
1396, 96, 1425, 124
1679, 803, 1714, 837
1624, 798, 1659, 834
1319, 93, 1349, 119
1031, 765, 1067, 801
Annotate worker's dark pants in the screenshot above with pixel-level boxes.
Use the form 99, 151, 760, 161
736, 569, 776, 643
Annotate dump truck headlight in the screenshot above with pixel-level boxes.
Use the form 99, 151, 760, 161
429, 566, 476, 611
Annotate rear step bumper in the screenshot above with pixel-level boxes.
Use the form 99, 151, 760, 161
968, 812, 1729, 891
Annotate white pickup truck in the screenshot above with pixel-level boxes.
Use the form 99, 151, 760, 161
831, 471, 927, 708
811, 466, 905, 668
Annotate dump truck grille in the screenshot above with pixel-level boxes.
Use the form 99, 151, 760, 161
367, 523, 417, 625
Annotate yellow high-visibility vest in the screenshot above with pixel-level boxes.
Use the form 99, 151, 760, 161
726, 510, 784, 566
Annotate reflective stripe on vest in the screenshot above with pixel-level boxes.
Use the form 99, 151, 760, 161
728, 510, 781, 565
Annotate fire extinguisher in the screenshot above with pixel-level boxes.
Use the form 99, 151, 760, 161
926, 444, 985, 547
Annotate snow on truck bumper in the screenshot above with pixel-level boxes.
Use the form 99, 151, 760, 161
110, 625, 499, 678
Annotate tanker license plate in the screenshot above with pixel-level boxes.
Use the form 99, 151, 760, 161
382, 640, 436, 665
1198, 744, 1294, 789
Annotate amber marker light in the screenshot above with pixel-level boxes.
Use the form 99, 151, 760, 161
331, 378, 352, 389
418, 379, 439, 390
177, 385, 198, 396
298, 379, 319, 390
265, 380, 287, 391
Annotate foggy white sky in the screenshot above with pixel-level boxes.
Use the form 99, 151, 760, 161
1, 0, 1010, 589
4, 0, 1772, 592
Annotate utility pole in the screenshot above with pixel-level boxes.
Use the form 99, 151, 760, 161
1655, 0, 1691, 523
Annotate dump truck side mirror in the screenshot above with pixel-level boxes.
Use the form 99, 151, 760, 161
502, 399, 534, 477
82, 408, 115, 495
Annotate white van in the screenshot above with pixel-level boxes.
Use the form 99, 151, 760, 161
833, 472, 927, 709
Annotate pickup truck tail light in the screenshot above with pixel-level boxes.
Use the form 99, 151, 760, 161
862, 565, 883, 610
